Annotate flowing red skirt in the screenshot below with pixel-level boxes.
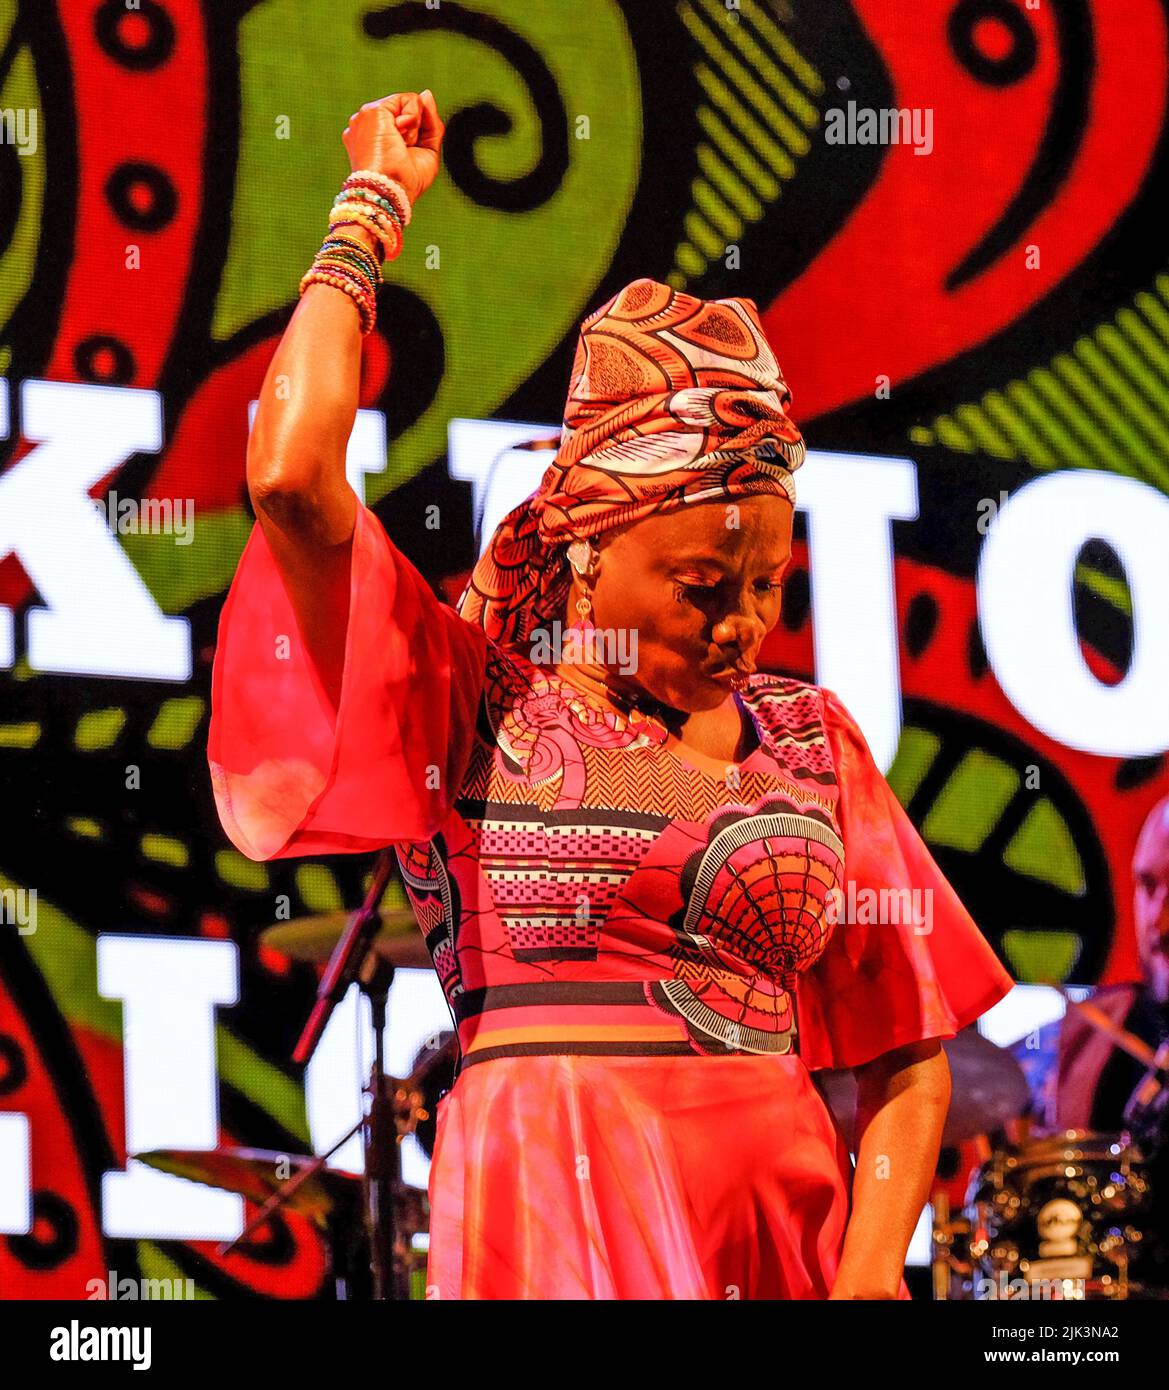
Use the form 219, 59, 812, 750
424, 1052, 913, 1300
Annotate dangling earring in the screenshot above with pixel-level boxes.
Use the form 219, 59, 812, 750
566, 539, 596, 637
571, 589, 594, 637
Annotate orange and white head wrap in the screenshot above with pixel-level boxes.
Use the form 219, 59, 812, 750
458, 277, 806, 646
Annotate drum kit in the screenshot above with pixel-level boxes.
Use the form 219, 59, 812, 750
926, 996, 1169, 1301
935, 1129, 1161, 1301
812, 1030, 1166, 1299
131, 852, 1169, 1299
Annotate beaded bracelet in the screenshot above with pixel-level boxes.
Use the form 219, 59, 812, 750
344, 173, 411, 227
314, 260, 378, 298
304, 234, 385, 287
327, 216, 399, 262
310, 254, 379, 296
329, 200, 389, 236
334, 186, 400, 225
328, 201, 403, 260
299, 272, 375, 334
343, 168, 412, 228
299, 171, 414, 334
333, 168, 412, 255
300, 237, 380, 335
315, 235, 384, 285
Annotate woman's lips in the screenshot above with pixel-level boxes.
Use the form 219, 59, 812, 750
706, 663, 755, 684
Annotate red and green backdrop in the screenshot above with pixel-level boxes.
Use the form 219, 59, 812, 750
1, 0, 1167, 1297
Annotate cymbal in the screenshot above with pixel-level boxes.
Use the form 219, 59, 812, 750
260, 911, 432, 970
812, 1027, 1030, 1149
134, 1146, 359, 1226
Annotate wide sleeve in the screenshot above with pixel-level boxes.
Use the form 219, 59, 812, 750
794, 686, 1015, 1071
207, 504, 486, 861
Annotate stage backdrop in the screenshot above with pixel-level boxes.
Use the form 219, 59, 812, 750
1, 0, 1167, 1298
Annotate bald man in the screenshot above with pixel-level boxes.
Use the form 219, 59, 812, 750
1008, 795, 1169, 1285
1040, 795, 1169, 1134
1014, 796, 1169, 1130
1135, 796, 1169, 1010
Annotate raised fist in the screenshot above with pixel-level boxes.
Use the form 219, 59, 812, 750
342, 91, 445, 205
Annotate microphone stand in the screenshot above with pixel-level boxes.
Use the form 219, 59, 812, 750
292, 847, 406, 1299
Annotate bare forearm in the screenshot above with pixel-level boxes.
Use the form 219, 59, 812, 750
235, 91, 444, 708
247, 253, 374, 546
830, 1042, 950, 1298
247, 276, 375, 710
242, 226, 385, 707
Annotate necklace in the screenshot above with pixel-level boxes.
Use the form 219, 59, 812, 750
552, 661, 683, 733
550, 661, 759, 764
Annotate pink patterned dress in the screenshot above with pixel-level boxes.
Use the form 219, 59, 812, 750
208, 505, 1015, 1299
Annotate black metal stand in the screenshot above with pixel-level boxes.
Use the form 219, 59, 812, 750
362, 953, 407, 1300
290, 848, 404, 1299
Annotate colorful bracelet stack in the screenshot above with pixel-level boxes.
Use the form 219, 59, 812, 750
298, 168, 414, 335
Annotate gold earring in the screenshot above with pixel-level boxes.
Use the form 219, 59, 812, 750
571, 589, 595, 634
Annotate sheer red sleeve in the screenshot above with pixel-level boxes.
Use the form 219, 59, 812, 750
207, 504, 486, 860
795, 686, 1015, 1071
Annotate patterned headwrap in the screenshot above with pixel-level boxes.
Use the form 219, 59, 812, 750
458, 277, 806, 647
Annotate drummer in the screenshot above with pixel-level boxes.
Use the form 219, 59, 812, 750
1014, 794, 1169, 1135
1010, 794, 1169, 1270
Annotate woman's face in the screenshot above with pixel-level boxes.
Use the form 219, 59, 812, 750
572, 492, 794, 714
